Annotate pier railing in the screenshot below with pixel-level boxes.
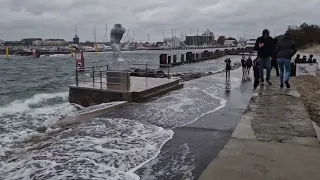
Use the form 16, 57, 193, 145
74, 63, 172, 89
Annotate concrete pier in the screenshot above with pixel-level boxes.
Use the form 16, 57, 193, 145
69, 76, 183, 106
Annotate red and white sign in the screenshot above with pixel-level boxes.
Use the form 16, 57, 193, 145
75, 51, 84, 71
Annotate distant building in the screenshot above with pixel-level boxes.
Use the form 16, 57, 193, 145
185, 29, 214, 46
163, 37, 181, 47
32, 39, 67, 46
224, 39, 237, 47
4, 41, 21, 46
32, 40, 43, 46
21, 38, 42, 45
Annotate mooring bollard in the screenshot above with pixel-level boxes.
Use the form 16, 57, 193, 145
186, 52, 192, 63
168, 56, 172, 64
173, 55, 177, 65
92, 67, 95, 85
160, 54, 168, 67
100, 70, 102, 89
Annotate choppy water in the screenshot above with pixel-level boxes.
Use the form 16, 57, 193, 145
0, 50, 242, 179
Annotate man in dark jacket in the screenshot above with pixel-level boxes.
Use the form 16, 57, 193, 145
254, 29, 274, 86
276, 32, 297, 88
225, 58, 231, 80
241, 55, 247, 76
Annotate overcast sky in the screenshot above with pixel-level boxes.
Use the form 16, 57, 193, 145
0, 0, 319, 42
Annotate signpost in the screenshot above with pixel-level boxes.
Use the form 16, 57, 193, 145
75, 50, 84, 71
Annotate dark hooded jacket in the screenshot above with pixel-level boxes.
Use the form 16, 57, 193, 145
254, 29, 274, 58
276, 32, 297, 59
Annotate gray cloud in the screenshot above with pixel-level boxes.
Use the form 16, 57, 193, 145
0, 0, 319, 42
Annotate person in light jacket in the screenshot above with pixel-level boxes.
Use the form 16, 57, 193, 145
276, 32, 297, 88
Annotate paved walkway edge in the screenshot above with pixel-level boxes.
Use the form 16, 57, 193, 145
312, 121, 320, 141
199, 77, 320, 180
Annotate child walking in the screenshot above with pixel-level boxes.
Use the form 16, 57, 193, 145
253, 58, 260, 89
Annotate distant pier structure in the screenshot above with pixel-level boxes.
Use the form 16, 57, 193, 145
73, 26, 80, 44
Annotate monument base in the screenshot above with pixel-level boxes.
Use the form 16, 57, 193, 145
106, 71, 130, 87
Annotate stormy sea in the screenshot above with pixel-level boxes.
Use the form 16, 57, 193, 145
0, 49, 243, 179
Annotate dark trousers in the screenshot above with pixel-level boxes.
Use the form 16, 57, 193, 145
254, 77, 260, 89
271, 59, 279, 76
226, 66, 231, 79
226, 70, 230, 78
253, 66, 260, 89
291, 63, 296, 76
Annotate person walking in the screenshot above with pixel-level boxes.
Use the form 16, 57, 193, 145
241, 55, 247, 77
276, 32, 297, 88
254, 29, 274, 86
246, 56, 253, 76
253, 58, 260, 90
225, 58, 232, 80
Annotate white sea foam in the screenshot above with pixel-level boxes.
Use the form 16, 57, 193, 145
49, 54, 69, 57
125, 75, 240, 129
138, 143, 196, 180
0, 118, 173, 180
0, 92, 128, 159
69, 101, 127, 117
0, 72, 242, 179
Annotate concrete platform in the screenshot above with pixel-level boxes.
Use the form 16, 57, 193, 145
199, 138, 320, 180
69, 77, 183, 106
198, 75, 320, 180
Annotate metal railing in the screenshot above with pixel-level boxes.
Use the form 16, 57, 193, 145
74, 63, 172, 89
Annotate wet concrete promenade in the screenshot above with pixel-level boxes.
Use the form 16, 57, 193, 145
100, 68, 254, 179
199, 75, 320, 180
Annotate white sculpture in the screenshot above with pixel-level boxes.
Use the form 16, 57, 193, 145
110, 24, 127, 70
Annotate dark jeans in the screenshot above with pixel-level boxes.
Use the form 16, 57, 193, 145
254, 77, 260, 89
271, 59, 279, 76
258, 57, 271, 82
226, 70, 230, 78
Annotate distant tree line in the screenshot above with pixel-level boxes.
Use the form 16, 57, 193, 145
278, 23, 320, 48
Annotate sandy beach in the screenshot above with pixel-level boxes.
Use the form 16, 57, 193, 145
292, 76, 320, 127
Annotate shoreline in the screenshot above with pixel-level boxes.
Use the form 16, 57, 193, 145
1, 67, 245, 180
